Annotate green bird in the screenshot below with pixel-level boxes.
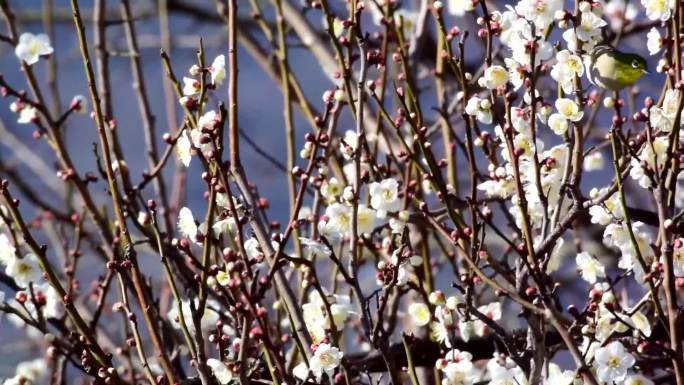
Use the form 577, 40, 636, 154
585, 45, 649, 90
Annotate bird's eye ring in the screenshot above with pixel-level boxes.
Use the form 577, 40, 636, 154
631, 60, 640, 69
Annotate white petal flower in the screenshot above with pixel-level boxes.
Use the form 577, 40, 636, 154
167, 299, 220, 333
641, 0, 674, 21
210, 55, 226, 85
550, 50, 584, 94
448, 0, 475, 15
583, 151, 604, 171
182, 77, 200, 96
576, 252, 606, 283
17, 106, 38, 124
547, 113, 569, 135
321, 177, 343, 202
15, 33, 53, 65
629, 311, 652, 337
177, 207, 198, 242
6, 253, 41, 288
465, 95, 493, 124
555, 98, 583, 122
206, 359, 233, 384
647, 27, 663, 55
299, 237, 331, 258
369, 178, 401, 215
515, 0, 563, 30
309, 343, 343, 379
479, 65, 509, 89
408, 302, 431, 327
176, 131, 192, 167
576, 11, 607, 42
0, 233, 16, 265
594, 341, 635, 383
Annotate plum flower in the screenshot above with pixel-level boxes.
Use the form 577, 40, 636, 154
209, 55, 226, 85
465, 96, 493, 124
448, 0, 475, 16
369, 178, 401, 217
647, 28, 663, 55
0, 233, 16, 265
177, 207, 199, 242
641, 0, 675, 21
15, 33, 53, 65
575, 11, 607, 42
550, 50, 584, 94
17, 106, 39, 124
547, 113, 568, 136
408, 302, 431, 327
176, 132, 192, 167
309, 344, 344, 378
555, 98, 583, 122
478, 65, 509, 89
5, 253, 41, 288
206, 359, 233, 384
182, 77, 200, 96
576, 252, 606, 283
594, 341, 635, 383
515, 0, 563, 30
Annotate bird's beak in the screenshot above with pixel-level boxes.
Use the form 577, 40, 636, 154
642, 69, 650, 74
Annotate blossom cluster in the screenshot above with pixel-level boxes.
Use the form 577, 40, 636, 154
2, 0, 684, 385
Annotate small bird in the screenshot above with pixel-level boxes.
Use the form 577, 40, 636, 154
585, 45, 649, 90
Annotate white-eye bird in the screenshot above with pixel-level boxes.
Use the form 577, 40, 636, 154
585, 45, 649, 90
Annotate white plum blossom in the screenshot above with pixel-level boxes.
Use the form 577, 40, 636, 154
550, 50, 584, 94
603, 221, 653, 281
630, 136, 668, 188
177, 207, 199, 242
17, 106, 39, 124
543, 363, 575, 385
576, 252, 606, 283
408, 302, 431, 327
576, 11, 607, 42
15, 33, 53, 65
206, 359, 233, 384
4, 359, 47, 385
6, 253, 41, 288
547, 113, 569, 136
182, 76, 200, 96
448, 0, 475, 16
439, 349, 476, 385
583, 151, 604, 171
465, 96, 493, 124
515, 0, 563, 30
0, 233, 16, 265
176, 132, 192, 167
641, 0, 675, 21
321, 177, 343, 201
647, 27, 664, 55
309, 344, 343, 379
629, 311, 652, 337
478, 65, 509, 89
299, 237, 331, 258
303, 290, 353, 343
369, 178, 401, 216
458, 302, 501, 342
554, 98, 584, 122
487, 357, 528, 385
167, 299, 220, 333
209, 55, 226, 85
594, 341, 635, 383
